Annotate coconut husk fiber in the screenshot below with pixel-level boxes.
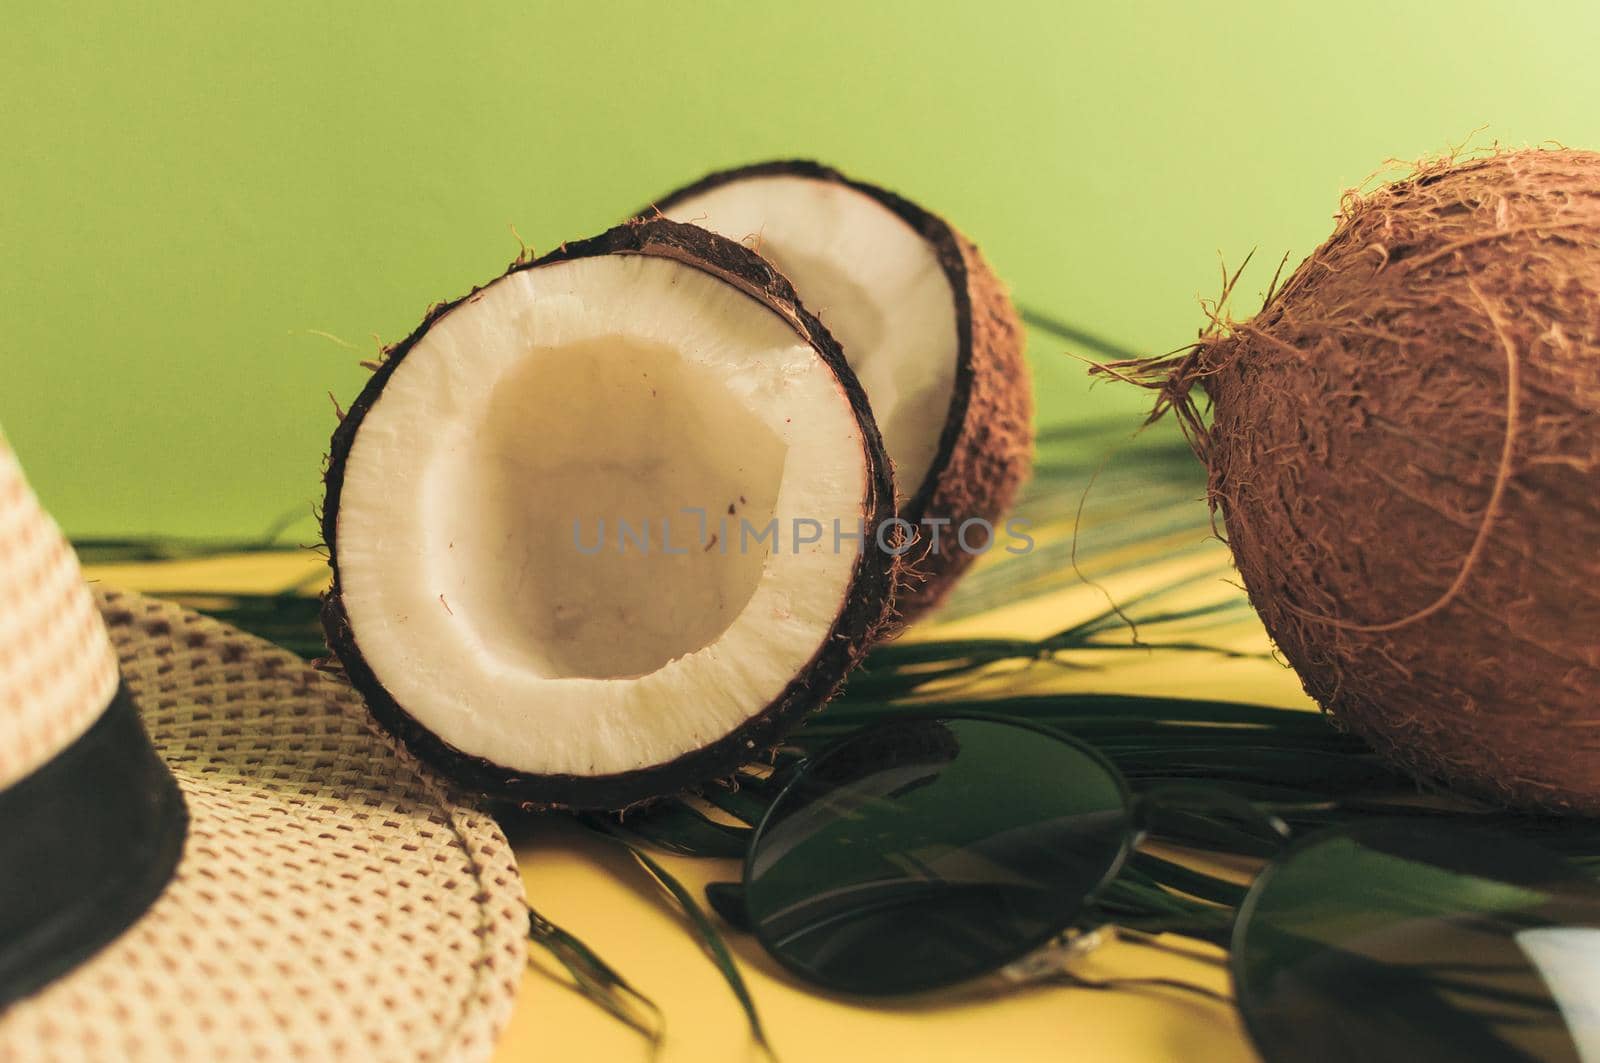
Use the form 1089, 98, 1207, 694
1101, 148, 1600, 814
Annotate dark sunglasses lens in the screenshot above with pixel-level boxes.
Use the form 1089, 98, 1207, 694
1234, 820, 1600, 1063
743, 716, 1132, 995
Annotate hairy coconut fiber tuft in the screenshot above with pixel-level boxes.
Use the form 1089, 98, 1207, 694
1102, 148, 1600, 814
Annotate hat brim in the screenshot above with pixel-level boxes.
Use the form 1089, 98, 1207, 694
1, 588, 527, 1062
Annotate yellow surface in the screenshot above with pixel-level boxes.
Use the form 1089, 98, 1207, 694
88, 541, 1313, 1063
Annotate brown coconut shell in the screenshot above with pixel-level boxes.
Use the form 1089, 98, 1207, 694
320, 218, 898, 810
649, 161, 1034, 622
1103, 148, 1600, 814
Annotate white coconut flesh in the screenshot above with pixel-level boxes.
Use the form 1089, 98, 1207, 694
662, 175, 960, 503
335, 253, 870, 778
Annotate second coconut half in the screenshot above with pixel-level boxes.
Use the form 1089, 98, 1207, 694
652, 160, 1034, 620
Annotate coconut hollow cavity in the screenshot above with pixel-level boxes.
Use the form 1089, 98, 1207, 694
1097, 148, 1600, 815
322, 219, 896, 810
651, 161, 1033, 620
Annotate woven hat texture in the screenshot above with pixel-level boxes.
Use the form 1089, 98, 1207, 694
0, 589, 528, 1063
0, 434, 119, 789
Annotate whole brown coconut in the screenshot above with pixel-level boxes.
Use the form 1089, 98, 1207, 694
1106, 149, 1600, 814
649, 161, 1033, 622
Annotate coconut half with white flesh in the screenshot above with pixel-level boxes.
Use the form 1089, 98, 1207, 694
321, 219, 897, 810
653, 161, 1033, 620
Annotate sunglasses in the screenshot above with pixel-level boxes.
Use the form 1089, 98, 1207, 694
705, 714, 1600, 1063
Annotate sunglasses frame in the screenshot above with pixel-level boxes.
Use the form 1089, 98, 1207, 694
716, 712, 1600, 1063
733, 711, 1148, 996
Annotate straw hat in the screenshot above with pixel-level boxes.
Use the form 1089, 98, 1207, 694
0, 430, 528, 1062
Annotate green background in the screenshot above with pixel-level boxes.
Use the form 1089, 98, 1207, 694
6, 1, 1599, 538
